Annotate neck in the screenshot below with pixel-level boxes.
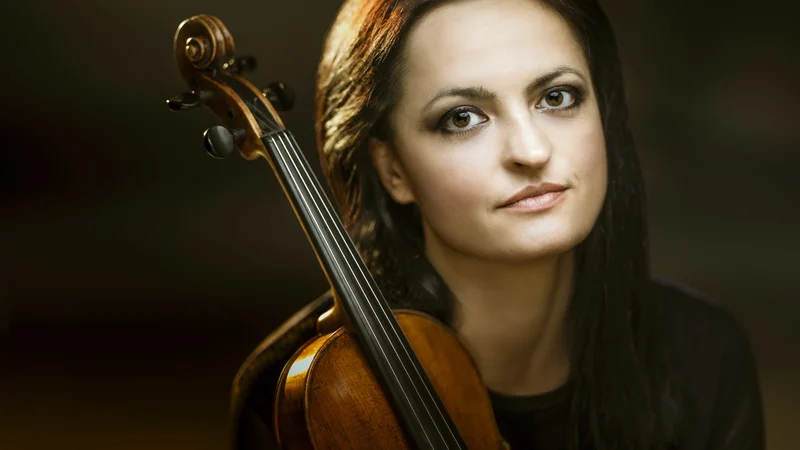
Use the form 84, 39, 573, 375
425, 234, 574, 396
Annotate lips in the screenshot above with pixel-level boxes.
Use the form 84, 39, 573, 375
499, 182, 568, 208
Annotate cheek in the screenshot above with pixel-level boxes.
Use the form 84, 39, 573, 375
586, 129, 607, 193
566, 120, 608, 214
395, 132, 498, 236
405, 149, 486, 219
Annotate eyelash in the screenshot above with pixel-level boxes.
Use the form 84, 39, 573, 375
436, 85, 585, 137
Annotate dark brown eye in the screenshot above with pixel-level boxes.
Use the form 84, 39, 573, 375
438, 107, 489, 134
545, 91, 564, 107
536, 88, 581, 111
452, 111, 471, 128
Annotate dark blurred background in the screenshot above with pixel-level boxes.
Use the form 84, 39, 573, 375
1, 0, 798, 449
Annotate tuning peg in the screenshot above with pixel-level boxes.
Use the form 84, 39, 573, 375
223, 56, 257, 74
203, 126, 246, 159
262, 81, 295, 111
166, 90, 212, 112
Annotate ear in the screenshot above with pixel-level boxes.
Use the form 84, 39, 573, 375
368, 137, 416, 204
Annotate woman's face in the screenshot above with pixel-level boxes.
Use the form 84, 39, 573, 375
372, 0, 607, 263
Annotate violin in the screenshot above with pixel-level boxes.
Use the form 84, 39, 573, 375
166, 15, 505, 449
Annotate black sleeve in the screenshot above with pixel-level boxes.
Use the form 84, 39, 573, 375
708, 319, 765, 450
230, 291, 335, 450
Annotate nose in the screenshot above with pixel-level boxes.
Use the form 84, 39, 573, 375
503, 112, 552, 170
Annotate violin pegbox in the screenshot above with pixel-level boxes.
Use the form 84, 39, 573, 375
165, 14, 294, 160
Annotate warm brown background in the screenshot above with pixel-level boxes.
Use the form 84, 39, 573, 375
2, 0, 798, 449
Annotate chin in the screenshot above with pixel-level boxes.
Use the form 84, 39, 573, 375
494, 223, 592, 263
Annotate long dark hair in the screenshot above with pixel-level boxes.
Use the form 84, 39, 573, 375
314, 0, 681, 448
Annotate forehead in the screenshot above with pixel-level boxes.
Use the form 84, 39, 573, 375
401, 0, 587, 96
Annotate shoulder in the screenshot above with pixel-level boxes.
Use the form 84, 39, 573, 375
640, 276, 765, 448
640, 275, 750, 351
639, 275, 756, 376
230, 290, 335, 449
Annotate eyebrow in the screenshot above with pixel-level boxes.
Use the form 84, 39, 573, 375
421, 65, 587, 114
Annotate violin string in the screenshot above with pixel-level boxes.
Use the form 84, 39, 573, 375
267, 131, 447, 448
281, 130, 460, 444
279, 130, 433, 385
281, 131, 466, 448
246, 97, 457, 448
270, 131, 441, 446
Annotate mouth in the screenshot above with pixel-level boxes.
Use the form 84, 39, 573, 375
499, 182, 569, 211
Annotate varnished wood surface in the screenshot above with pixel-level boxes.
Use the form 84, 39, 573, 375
273, 310, 505, 449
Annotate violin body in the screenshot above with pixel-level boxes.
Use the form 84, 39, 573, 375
275, 310, 504, 449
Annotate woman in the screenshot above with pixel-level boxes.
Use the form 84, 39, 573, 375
231, 0, 765, 448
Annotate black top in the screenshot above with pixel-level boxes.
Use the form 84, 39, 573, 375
230, 277, 765, 450
489, 381, 574, 450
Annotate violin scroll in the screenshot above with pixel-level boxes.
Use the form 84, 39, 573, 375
172, 15, 235, 88
166, 14, 292, 161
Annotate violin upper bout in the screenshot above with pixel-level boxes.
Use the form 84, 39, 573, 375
273, 310, 506, 449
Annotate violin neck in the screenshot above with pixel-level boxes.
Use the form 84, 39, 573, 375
260, 130, 466, 449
